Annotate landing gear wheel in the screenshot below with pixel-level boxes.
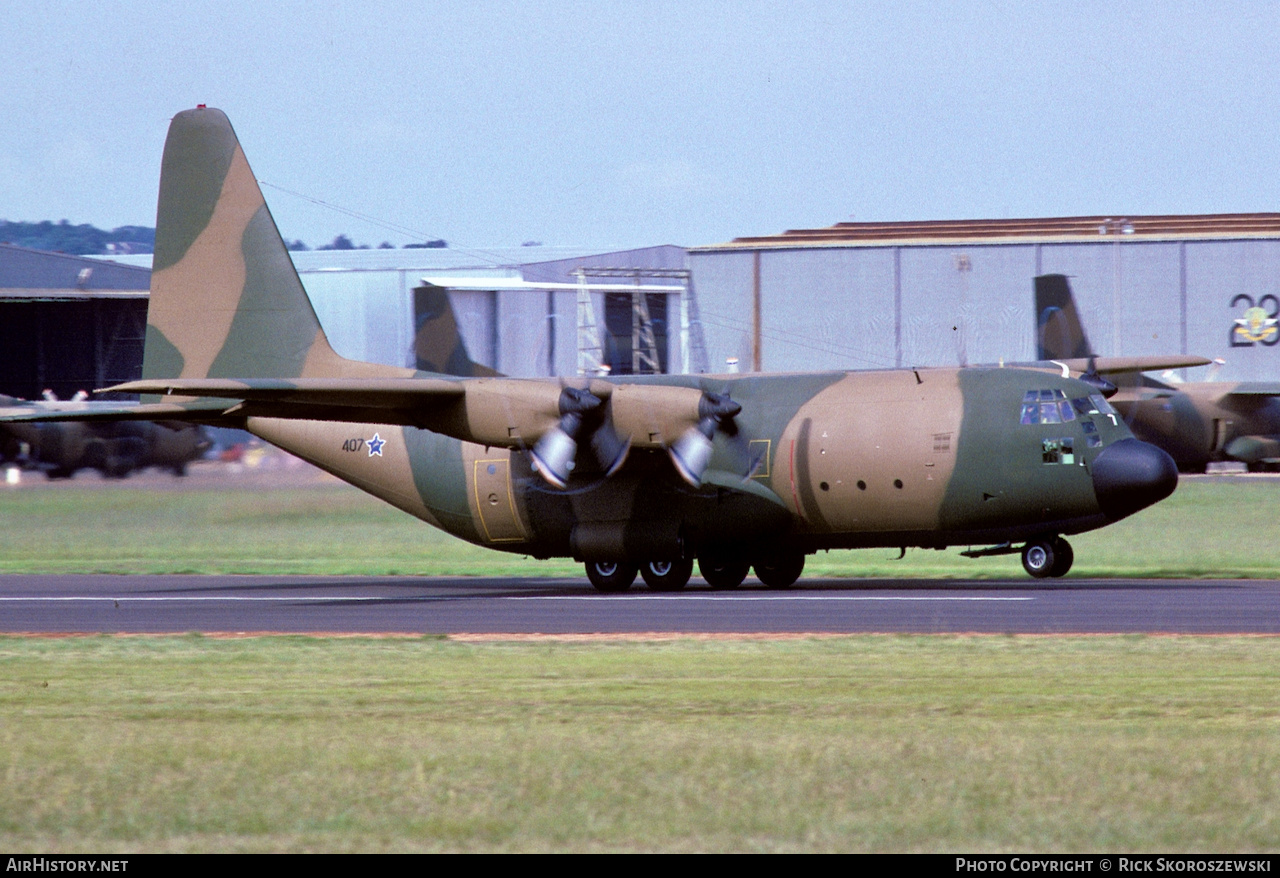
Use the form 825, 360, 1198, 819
585, 560, 637, 593
1048, 537, 1073, 578
641, 558, 693, 591
1021, 539, 1057, 579
753, 552, 806, 589
698, 555, 750, 590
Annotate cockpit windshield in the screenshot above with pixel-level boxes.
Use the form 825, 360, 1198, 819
1072, 394, 1118, 418
1019, 389, 1077, 426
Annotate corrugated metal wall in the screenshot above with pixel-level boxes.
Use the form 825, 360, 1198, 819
689, 239, 1280, 382
295, 245, 687, 377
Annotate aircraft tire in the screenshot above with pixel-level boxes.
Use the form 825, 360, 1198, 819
585, 560, 637, 593
1049, 538, 1074, 577
753, 552, 805, 589
698, 556, 750, 590
102, 458, 136, 479
1021, 540, 1057, 579
641, 558, 693, 591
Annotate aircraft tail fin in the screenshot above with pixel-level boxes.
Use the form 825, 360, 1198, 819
412, 284, 501, 377
1035, 274, 1094, 361
144, 106, 406, 383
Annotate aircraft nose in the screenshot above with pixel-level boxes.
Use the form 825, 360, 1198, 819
1091, 437, 1178, 521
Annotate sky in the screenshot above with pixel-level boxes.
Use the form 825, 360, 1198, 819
4, 1, 1280, 252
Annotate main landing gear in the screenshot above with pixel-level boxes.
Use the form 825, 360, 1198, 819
584, 551, 806, 592
1020, 536, 1074, 579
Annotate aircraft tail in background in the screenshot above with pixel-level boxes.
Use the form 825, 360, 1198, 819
1035, 274, 1094, 361
412, 284, 501, 377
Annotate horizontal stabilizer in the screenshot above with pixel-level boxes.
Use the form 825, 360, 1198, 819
0, 398, 231, 425
102, 376, 468, 429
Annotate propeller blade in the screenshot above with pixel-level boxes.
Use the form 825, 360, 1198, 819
531, 385, 633, 487
530, 386, 603, 488
1081, 355, 1118, 398
668, 392, 745, 486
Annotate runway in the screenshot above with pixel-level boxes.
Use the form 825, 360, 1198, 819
2, 574, 1279, 635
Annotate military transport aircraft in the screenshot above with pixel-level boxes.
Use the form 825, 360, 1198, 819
0, 107, 1195, 586
0, 395, 209, 478
1036, 274, 1280, 472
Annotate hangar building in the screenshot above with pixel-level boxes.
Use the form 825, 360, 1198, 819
267, 244, 698, 377
687, 214, 1280, 383
0, 244, 149, 401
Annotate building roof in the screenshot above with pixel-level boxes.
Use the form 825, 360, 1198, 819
0, 243, 150, 301
697, 213, 1280, 250
99, 245, 619, 274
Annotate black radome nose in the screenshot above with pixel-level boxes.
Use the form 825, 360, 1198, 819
1091, 438, 1178, 521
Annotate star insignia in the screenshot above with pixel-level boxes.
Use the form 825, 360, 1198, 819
367, 433, 386, 457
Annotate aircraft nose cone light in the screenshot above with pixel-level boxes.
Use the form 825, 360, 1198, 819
1090, 437, 1178, 521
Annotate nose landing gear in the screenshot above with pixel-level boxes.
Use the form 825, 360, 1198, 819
1021, 537, 1074, 579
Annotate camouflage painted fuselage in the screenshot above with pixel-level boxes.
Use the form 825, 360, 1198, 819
244, 365, 1138, 562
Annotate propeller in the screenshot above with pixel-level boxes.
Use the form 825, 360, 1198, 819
1079, 355, 1118, 398
669, 391, 756, 487
530, 385, 630, 489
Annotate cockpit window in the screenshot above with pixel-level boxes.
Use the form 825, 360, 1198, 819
1020, 389, 1076, 425
1073, 394, 1118, 417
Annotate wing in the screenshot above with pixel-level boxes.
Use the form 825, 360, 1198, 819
1046, 355, 1214, 376
102, 375, 761, 489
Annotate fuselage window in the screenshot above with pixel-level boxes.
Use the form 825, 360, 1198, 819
1082, 419, 1103, 448
1042, 437, 1076, 465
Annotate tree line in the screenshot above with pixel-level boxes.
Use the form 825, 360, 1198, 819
2, 220, 445, 256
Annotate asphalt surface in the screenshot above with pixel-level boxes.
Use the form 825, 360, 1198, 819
2, 574, 1278, 635
3, 461, 1276, 636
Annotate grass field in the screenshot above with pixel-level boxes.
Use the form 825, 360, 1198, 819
2, 634, 1278, 853
0, 468, 1276, 578
2, 469, 1278, 852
